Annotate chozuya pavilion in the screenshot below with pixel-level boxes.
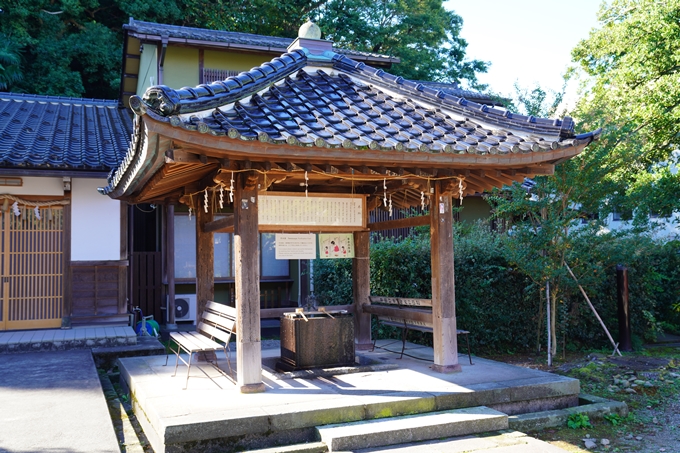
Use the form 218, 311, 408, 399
101, 22, 600, 393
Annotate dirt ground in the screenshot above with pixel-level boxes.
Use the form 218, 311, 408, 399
483, 347, 680, 453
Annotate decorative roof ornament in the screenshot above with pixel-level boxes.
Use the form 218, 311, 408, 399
298, 20, 321, 40
288, 20, 332, 57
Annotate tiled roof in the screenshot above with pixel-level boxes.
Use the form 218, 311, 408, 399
136, 50, 584, 152
416, 81, 505, 106
125, 18, 398, 63
0, 93, 133, 171
104, 47, 599, 200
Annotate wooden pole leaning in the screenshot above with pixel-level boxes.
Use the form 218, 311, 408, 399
234, 171, 265, 393
430, 181, 461, 373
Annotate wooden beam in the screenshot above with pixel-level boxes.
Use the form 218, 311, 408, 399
353, 231, 371, 350
362, 305, 433, 324
165, 149, 219, 164
203, 214, 234, 233
516, 165, 554, 175
430, 180, 461, 373
254, 161, 272, 171
260, 305, 354, 320
368, 215, 429, 231
166, 204, 176, 325
234, 171, 265, 393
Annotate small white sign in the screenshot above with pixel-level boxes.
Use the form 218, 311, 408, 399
275, 234, 317, 259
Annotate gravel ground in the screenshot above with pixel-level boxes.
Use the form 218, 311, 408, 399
490, 348, 680, 453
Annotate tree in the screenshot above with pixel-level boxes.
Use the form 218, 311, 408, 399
486, 80, 618, 359
511, 82, 565, 118
0, 0, 488, 98
0, 0, 185, 98
0, 34, 22, 90
314, 0, 488, 86
571, 0, 680, 222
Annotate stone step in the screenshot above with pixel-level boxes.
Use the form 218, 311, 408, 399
245, 442, 328, 453
317, 406, 508, 452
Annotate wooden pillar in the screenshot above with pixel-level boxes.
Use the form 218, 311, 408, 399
118, 201, 129, 319
61, 196, 72, 329
166, 204, 176, 326
352, 231, 371, 349
195, 202, 214, 320
234, 171, 265, 393
430, 181, 461, 373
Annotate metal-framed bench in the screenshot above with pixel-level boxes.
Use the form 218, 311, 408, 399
164, 301, 237, 389
365, 296, 473, 365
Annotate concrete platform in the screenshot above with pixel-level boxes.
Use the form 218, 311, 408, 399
119, 340, 580, 453
0, 325, 137, 353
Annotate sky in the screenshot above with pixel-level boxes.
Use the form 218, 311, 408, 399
444, 0, 603, 98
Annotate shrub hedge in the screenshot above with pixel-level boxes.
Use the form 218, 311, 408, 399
312, 224, 680, 353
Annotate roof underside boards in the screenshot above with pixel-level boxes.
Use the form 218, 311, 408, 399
0, 93, 133, 171
102, 49, 599, 207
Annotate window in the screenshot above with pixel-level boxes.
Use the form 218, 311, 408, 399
261, 233, 289, 277
612, 208, 632, 222
173, 215, 288, 279
203, 68, 239, 84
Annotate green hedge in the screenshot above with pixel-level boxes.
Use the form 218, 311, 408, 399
312, 226, 680, 353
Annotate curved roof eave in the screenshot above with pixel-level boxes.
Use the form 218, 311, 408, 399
101, 47, 600, 201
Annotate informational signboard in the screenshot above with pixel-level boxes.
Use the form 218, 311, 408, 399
259, 194, 364, 228
319, 233, 354, 259
274, 234, 317, 259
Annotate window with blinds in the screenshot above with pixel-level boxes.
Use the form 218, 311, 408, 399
202, 68, 240, 84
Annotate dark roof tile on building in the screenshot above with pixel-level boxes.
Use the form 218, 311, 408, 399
0, 93, 133, 171
104, 45, 599, 201
125, 18, 398, 63
134, 50, 581, 152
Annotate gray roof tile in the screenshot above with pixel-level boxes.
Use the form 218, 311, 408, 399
138, 51, 578, 152
0, 93, 133, 171
104, 48, 600, 197
125, 19, 395, 63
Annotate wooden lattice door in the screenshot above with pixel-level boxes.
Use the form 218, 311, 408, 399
0, 206, 64, 330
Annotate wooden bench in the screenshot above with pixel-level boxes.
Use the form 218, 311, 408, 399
165, 301, 237, 389
365, 296, 472, 365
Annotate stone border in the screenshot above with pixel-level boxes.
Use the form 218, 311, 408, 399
508, 393, 628, 432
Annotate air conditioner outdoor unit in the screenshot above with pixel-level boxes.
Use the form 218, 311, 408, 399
174, 294, 197, 323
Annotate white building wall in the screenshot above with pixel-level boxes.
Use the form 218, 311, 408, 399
604, 213, 680, 240
71, 178, 121, 261
0, 177, 64, 196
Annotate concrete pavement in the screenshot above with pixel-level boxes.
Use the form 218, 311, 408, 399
0, 349, 121, 453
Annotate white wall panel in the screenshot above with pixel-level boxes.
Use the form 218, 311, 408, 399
71, 178, 121, 261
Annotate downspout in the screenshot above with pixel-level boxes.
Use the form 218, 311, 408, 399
158, 34, 168, 85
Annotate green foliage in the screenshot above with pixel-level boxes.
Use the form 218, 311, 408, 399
313, 222, 680, 353
510, 82, 565, 118
0, 0, 488, 98
0, 0, 183, 97
567, 412, 593, 430
0, 34, 23, 90
604, 413, 623, 426
314, 0, 488, 86
369, 235, 432, 298
571, 0, 680, 221
312, 257, 353, 306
